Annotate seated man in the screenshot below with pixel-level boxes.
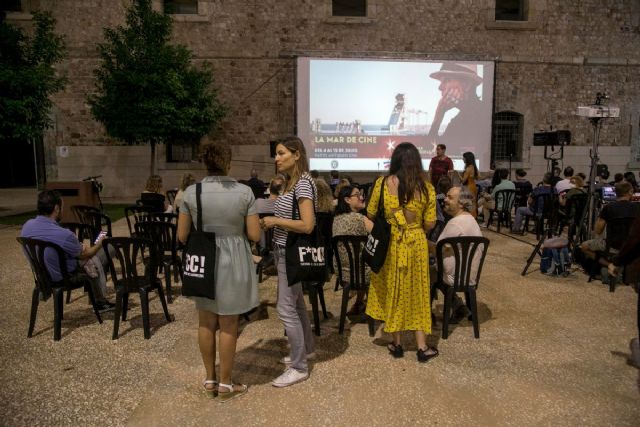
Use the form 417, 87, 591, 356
429, 186, 483, 322
511, 172, 554, 233
478, 168, 515, 227
580, 181, 640, 259
555, 166, 575, 194
20, 191, 114, 312
513, 168, 533, 207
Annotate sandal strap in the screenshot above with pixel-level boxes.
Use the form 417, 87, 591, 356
203, 380, 218, 387
218, 382, 246, 393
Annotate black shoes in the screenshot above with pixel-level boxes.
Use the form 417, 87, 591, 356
387, 343, 404, 358
97, 301, 116, 313
417, 347, 439, 363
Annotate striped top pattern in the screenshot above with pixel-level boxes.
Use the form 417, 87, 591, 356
273, 173, 317, 247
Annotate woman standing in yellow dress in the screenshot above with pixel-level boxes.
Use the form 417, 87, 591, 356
365, 142, 439, 363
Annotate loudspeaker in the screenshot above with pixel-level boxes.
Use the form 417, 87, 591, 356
269, 140, 278, 158
597, 164, 609, 177
533, 130, 571, 146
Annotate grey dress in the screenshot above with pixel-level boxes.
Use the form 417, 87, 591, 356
180, 176, 259, 315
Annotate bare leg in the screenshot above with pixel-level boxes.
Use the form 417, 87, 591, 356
198, 310, 218, 390
218, 314, 239, 387
392, 331, 401, 346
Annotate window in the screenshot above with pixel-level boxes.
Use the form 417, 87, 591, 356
1, 0, 22, 12
164, 0, 197, 15
495, 0, 527, 21
332, 0, 366, 17
166, 143, 198, 163
492, 111, 523, 163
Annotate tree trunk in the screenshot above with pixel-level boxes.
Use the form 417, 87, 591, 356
150, 141, 156, 176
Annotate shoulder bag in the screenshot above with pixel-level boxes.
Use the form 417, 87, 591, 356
285, 180, 328, 286
363, 177, 391, 273
181, 183, 217, 299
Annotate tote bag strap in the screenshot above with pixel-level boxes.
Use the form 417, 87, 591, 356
376, 177, 387, 219
290, 177, 317, 220
195, 183, 204, 231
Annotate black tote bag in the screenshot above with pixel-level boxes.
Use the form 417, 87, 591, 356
285, 181, 328, 286
363, 177, 391, 273
181, 183, 217, 299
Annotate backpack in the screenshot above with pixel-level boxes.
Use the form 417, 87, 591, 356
540, 237, 571, 276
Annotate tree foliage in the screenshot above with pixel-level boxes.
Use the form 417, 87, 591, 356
87, 0, 226, 173
0, 11, 67, 143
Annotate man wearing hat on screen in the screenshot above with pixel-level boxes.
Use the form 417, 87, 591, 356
427, 63, 484, 153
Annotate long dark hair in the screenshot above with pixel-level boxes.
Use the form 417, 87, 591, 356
335, 185, 356, 215
276, 136, 309, 192
491, 168, 503, 187
462, 152, 478, 178
389, 142, 429, 205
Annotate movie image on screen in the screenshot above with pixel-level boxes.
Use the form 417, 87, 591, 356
296, 58, 495, 171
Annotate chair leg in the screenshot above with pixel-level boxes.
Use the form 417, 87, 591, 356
53, 289, 63, 341
468, 288, 480, 338
86, 285, 103, 324
367, 315, 375, 337
156, 281, 172, 322
28, 287, 39, 338
307, 282, 321, 336
140, 289, 151, 339
112, 290, 123, 340
66, 289, 72, 304
317, 284, 328, 319
442, 287, 454, 340
164, 263, 172, 304
122, 292, 129, 321
339, 284, 350, 335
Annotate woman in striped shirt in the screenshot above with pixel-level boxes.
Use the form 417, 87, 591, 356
261, 136, 317, 388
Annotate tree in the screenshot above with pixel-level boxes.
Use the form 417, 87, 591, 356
0, 11, 67, 186
88, 0, 226, 175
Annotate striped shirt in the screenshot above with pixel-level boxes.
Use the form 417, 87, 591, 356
273, 173, 317, 247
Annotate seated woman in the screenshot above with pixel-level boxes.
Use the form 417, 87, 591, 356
558, 175, 585, 217
173, 173, 196, 213
315, 178, 334, 214
332, 185, 373, 315
140, 175, 168, 213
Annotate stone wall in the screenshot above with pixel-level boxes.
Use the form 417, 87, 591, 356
5, 0, 640, 195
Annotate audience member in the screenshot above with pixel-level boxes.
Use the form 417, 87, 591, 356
455, 151, 479, 217
555, 166, 574, 194
315, 178, 334, 213
20, 190, 114, 312
558, 175, 586, 219
624, 171, 639, 192
140, 175, 168, 212
428, 143, 454, 187
173, 173, 196, 213
332, 185, 373, 316
333, 178, 351, 200
610, 172, 624, 185
365, 142, 438, 363
478, 168, 515, 227
329, 170, 340, 192
310, 170, 320, 179
513, 168, 533, 207
261, 136, 316, 387
550, 167, 562, 187
511, 172, 554, 233
247, 168, 266, 199
436, 176, 453, 223
256, 176, 283, 215
178, 143, 260, 401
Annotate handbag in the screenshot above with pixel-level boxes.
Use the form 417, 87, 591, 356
285, 180, 328, 286
181, 183, 217, 299
363, 177, 391, 273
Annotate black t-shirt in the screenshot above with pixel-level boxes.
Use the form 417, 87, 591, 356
600, 201, 640, 249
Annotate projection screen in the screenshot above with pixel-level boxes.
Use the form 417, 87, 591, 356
296, 58, 495, 172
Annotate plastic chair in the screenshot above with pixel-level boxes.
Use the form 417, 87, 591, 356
84, 211, 113, 242
332, 235, 376, 336
431, 236, 489, 339
71, 204, 100, 225
166, 189, 177, 207
134, 221, 181, 303
124, 205, 152, 237
486, 189, 516, 232
59, 222, 96, 304
143, 212, 178, 224
556, 192, 588, 247
16, 237, 103, 341
102, 237, 171, 339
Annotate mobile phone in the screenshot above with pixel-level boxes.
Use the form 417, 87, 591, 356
94, 231, 108, 245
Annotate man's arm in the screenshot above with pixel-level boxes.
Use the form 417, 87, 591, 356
78, 235, 106, 260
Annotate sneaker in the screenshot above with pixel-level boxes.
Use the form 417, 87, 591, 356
97, 301, 116, 313
271, 367, 309, 387
279, 352, 315, 365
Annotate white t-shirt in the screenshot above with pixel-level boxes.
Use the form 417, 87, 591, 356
555, 178, 574, 194
437, 213, 484, 285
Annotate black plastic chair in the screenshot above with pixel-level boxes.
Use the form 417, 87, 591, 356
486, 189, 516, 232
84, 211, 113, 241
431, 236, 489, 339
124, 205, 152, 237
523, 193, 554, 239
557, 192, 588, 247
332, 235, 376, 336
143, 212, 178, 224
59, 222, 96, 304
102, 237, 171, 339
166, 189, 177, 207
17, 237, 103, 341
134, 221, 181, 303
256, 212, 275, 283
514, 184, 533, 208
137, 192, 166, 213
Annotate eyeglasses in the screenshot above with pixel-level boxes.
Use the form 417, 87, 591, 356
348, 192, 364, 199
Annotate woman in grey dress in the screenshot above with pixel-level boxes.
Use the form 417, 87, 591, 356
177, 143, 261, 402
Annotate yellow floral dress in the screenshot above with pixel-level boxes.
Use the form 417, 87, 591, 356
365, 177, 436, 333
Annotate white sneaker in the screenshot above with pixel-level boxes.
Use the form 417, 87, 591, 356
279, 352, 316, 365
271, 367, 309, 387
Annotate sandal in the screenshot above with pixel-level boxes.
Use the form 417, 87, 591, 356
416, 347, 439, 363
387, 343, 404, 358
202, 379, 218, 398
216, 382, 248, 403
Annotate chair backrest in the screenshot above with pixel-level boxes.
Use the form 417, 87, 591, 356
494, 189, 516, 212
84, 211, 112, 241
124, 205, 152, 236
514, 183, 533, 207
565, 193, 588, 223
166, 189, 177, 206
16, 237, 73, 299
60, 222, 94, 243
606, 216, 637, 251
134, 221, 178, 258
143, 212, 178, 224
101, 237, 158, 284
316, 212, 335, 271
332, 235, 368, 290
436, 236, 489, 290
138, 192, 165, 213
533, 192, 553, 217
71, 204, 100, 225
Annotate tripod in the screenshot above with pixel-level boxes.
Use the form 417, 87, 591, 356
521, 198, 557, 276
585, 116, 603, 238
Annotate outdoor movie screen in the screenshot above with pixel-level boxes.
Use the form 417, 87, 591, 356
296, 57, 495, 172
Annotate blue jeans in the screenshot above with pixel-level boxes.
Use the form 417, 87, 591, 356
513, 206, 534, 231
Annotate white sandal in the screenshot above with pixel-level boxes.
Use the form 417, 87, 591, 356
216, 382, 248, 403
202, 379, 218, 398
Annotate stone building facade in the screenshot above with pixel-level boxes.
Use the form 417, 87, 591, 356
6, 0, 640, 198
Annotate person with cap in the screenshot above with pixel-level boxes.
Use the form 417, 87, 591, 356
427, 63, 484, 153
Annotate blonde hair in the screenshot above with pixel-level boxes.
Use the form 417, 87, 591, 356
315, 178, 334, 213
180, 173, 196, 191
277, 136, 309, 192
145, 175, 163, 193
